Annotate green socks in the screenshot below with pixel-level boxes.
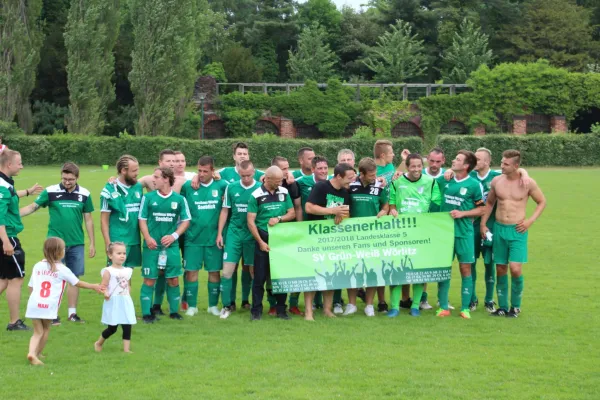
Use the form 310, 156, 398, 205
470, 263, 478, 303
411, 284, 424, 310
208, 281, 220, 307
289, 292, 300, 307
231, 268, 238, 304
511, 275, 524, 309
167, 285, 181, 314
184, 280, 199, 308
140, 282, 155, 316
497, 274, 509, 310
437, 280, 450, 310
461, 276, 473, 311
484, 263, 496, 303
154, 274, 166, 307
220, 277, 233, 308
390, 285, 401, 311
333, 289, 342, 304
241, 270, 252, 302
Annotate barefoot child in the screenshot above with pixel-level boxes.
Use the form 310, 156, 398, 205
95, 242, 136, 353
25, 237, 103, 365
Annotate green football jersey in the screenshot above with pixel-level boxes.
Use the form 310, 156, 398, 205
292, 170, 311, 179
349, 179, 388, 218
248, 185, 293, 232
35, 184, 95, 246
0, 173, 23, 237
218, 166, 264, 183
439, 175, 484, 237
470, 169, 501, 229
100, 180, 143, 246
180, 179, 228, 247
139, 190, 191, 248
296, 174, 318, 220
376, 163, 395, 187
223, 179, 262, 241
423, 167, 446, 179
389, 173, 441, 214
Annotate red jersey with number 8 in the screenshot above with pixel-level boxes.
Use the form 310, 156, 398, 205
25, 260, 79, 320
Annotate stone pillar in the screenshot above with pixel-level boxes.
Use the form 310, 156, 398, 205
473, 125, 486, 136
550, 116, 567, 134
512, 116, 527, 135
280, 118, 295, 139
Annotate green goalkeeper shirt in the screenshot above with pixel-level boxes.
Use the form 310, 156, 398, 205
389, 173, 441, 214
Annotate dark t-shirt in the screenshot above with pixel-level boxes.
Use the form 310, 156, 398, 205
306, 180, 350, 221
281, 180, 300, 201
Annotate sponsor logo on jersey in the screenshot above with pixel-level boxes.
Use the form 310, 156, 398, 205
135, 192, 141, 198
171, 202, 178, 209
460, 187, 467, 195
56, 195, 62, 198
418, 186, 424, 194
212, 190, 218, 197
278, 194, 285, 202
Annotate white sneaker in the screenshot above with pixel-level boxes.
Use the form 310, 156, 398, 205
333, 303, 344, 314
419, 301, 433, 310
207, 306, 220, 316
364, 305, 375, 317
343, 304, 357, 316
185, 307, 198, 316
436, 301, 455, 310
219, 307, 231, 319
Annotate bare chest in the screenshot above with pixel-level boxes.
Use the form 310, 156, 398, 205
496, 181, 528, 202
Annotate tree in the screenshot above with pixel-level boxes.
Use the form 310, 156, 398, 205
501, 0, 598, 71
219, 44, 263, 82
441, 18, 493, 83
64, 0, 121, 134
287, 23, 338, 82
0, 0, 44, 132
297, 0, 342, 50
129, 0, 205, 136
362, 19, 428, 82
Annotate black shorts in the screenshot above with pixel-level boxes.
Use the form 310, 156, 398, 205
0, 237, 25, 280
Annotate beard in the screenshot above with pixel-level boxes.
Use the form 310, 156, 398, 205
124, 175, 138, 185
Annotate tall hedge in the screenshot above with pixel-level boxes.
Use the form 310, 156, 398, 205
437, 134, 600, 166
4, 135, 423, 167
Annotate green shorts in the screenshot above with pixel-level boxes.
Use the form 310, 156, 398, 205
474, 234, 493, 265
142, 246, 182, 279
184, 245, 223, 272
453, 236, 475, 264
223, 232, 255, 266
493, 222, 528, 264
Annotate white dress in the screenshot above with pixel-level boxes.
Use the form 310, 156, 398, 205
101, 267, 136, 325
26, 261, 79, 320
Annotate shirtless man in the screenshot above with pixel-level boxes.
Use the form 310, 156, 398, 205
480, 150, 546, 318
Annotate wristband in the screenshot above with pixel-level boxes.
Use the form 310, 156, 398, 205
26, 189, 29, 196
171, 232, 179, 240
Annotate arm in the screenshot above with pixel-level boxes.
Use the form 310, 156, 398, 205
0, 225, 13, 256
17, 183, 43, 198
450, 206, 485, 219
377, 203, 389, 218
216, 207, 230, 249
138, 175, 153, 191
305, 203, 348, 218
516, 180, 546, 233
392, 149, 410, 179
20, 202, 40, 217
518, 168, 531, 188
247, 212, 268, 252
84, 213, 95, 258
101, 270, 111, 300
139, 219, 157, 250
480, 181, 497, 237
100, 212, 111, 255
75, 280, 103, 294
160, 220, 190, 248
293, 197, 303, 222
268, 207, 295, 227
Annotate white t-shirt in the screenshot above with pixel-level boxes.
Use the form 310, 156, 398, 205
26, 261, 79, 320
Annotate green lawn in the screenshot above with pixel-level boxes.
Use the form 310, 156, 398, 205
1, 166, 599, 400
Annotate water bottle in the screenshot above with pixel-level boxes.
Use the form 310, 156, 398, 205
158, 248, 167, 269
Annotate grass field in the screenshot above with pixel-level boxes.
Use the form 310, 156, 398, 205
1, 166, 599, 400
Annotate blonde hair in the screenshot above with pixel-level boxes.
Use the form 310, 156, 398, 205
43, 237, 65, 273
373, 140, 393, 159
107, 241, 126, 256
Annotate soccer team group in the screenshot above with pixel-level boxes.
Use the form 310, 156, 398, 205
0, 140, 546, 363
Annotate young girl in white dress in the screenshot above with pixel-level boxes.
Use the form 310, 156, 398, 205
94, 242, 136, 353
26, 237, 102, 365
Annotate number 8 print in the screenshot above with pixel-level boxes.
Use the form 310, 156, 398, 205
40, 281, 51, 298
